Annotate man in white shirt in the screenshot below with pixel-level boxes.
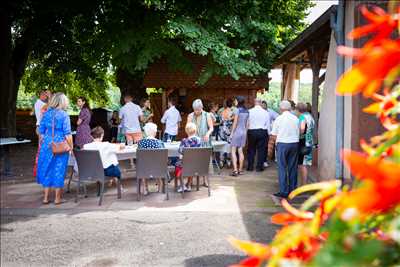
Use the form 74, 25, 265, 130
119, 94, 144, 143
34, 90, 49, 135
161, 98, 182, 142
271, 100, 300, 198
261, 100, 279, 167
247, 98, 271, 172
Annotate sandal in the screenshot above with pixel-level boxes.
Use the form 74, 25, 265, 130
231, 171, 238, 177
54, 199, 67, 205
42, 200, 50, 205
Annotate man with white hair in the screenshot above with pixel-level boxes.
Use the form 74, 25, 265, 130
247, 98, 271, 172
271, 100, 300, 198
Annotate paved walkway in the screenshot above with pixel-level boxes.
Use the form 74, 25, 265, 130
1, 145, 283, 266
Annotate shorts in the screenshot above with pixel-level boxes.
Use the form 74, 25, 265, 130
104, 164, 121, 179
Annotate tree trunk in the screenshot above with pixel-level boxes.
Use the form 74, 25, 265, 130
0, 9, 32, 137
0, 8, 13, 137
116, 68, 147, 105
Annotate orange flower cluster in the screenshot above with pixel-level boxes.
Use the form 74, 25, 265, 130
340, 150, 400, 217
336, 6, 400, 96
229, 4, 400, 267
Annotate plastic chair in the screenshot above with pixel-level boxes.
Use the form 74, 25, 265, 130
180, 147, 212, 198
73, 149, 121, 206
136, 148, 169, 201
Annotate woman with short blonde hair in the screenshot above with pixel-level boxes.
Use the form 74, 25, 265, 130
37, 92, 73, 205
48, 92, 69, 110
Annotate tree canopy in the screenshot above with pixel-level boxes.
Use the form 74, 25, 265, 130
1, 0, 312, 134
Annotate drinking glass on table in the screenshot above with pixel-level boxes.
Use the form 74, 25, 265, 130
127, 139, 133, 146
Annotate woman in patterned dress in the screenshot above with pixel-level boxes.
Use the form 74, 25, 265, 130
75, 97, 93, 148
140, 98, 154, 136
37, 93, 73, 204
218, 98, 234, 167
230, 96, 249, 176
137, 122, 164, 195
297, 102, 315, 185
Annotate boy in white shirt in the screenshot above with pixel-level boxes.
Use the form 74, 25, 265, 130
83, 126, 124, 181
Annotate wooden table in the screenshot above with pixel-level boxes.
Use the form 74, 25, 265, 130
0, 138, 31, 177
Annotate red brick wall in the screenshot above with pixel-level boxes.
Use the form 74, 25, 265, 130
151, 88, 257, 139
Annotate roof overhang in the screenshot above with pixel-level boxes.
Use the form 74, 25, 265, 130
273, 5, 337, 68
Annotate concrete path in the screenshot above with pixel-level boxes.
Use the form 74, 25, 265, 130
1, 166, 282, 267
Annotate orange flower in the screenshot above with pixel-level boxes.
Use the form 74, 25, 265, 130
230, 257, 262, 267
336, 6, 400, 96
336, 39, 400, 96
271, 212, 311, 225
348, 6, 398, 46
341, 149, 400, 214
228, 238, 270, 267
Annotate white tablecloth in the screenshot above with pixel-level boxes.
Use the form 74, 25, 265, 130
0, 138, 31, 146
116, 140, 229, 161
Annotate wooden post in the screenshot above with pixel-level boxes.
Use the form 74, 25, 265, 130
307, 45, 325, 133
162, 89, 167, 113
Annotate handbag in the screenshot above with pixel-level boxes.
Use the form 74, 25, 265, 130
51, 110, 71, 155
299, 146, 312, 156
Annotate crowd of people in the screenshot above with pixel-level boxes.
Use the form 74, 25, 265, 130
33, 90, 315, 203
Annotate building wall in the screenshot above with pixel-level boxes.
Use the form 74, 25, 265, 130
318, 1, 384, 180
318, 32, 337, 179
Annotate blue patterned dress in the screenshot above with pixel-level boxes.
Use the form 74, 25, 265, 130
37, 108, 71, 188
137, 137, 164, 149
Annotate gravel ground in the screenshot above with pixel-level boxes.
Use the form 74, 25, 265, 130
1, 210, 277, 267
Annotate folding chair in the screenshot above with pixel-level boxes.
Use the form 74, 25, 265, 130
180, 147, 212, 198
136, 148, 169, 201
73, 149, 122, 206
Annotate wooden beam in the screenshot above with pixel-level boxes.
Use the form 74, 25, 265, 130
307, 45, 325, 140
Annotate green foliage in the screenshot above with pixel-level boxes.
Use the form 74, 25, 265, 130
258, 82, 314, 112
12, 0, 313, 103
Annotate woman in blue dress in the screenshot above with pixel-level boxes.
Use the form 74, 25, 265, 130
37, 93, 73, 205
230, 96, 249, 176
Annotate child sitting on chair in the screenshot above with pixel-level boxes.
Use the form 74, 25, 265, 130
175, 122, 201, 192
83, 126, 124, 186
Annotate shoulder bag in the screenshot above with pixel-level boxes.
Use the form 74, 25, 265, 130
51, 110, 71, 155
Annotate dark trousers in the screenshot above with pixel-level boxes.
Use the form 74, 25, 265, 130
247, 129, 268, 170
276, 142, 299, 196
162, 133, 176, 142
104, 164, 121, 179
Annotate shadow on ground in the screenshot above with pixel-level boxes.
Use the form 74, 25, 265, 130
184, 254, 245, 267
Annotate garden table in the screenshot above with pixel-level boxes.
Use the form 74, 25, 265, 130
0, 138, 31, 177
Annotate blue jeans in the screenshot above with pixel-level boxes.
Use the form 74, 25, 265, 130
276, 142, 299, 196
163, 133, 176, 142
104, 164, 121, 179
